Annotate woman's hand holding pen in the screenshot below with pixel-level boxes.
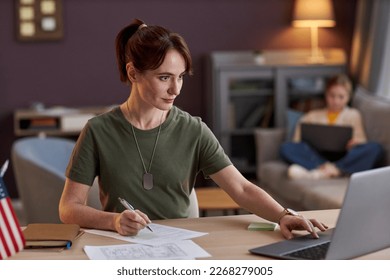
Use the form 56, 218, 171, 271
114, 209, 152, 236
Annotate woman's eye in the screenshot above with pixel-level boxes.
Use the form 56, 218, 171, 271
159, 76, 169, 81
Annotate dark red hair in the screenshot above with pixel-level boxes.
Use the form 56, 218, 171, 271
115, 19, 193, 83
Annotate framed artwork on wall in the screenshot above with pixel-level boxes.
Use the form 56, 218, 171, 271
15, 0, 63, 42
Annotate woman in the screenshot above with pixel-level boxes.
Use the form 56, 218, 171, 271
59, 19, 327, 239
281, 74, 383, 179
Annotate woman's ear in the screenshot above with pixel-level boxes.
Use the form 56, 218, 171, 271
126, 62, 137, 83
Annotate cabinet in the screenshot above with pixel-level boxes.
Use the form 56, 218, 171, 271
14, 106, 112, 137
206, 50, 346, 175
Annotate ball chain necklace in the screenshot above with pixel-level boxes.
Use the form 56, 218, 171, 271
126, 100, 164, 190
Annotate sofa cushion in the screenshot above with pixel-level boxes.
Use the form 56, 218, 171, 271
352, 86, 390, 164
254, 128, 286, 175
260, 161, 307, 205
300, 178, 349, 209
260, 161, 348, 209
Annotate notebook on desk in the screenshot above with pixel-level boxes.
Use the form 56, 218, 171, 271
249, 166, 390, 260
301, 123, 352, 152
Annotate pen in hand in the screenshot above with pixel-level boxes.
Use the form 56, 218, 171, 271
118, 197, 153, 232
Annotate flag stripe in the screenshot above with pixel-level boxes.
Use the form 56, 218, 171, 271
0, 200, 15, 258
5, 197, 25, 249
0, 197, 25, 259
0, 173, 24, 259
2, 197, 25, 250
0, 227, 10, 259
1, 199, 18, 252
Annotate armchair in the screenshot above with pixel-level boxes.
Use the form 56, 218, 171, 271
11, 136, 101, 224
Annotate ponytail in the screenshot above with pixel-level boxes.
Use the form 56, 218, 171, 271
115, 18, 193, 84
115, 19, 145, 83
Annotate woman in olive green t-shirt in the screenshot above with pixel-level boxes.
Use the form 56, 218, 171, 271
59, 19, 327, 240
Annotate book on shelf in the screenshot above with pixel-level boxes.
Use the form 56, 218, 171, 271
241, 105, 266, 128
229, 103, 236, 129
239, 97, 274, 129
25, 117, 59, 130
260, 97, 274, 128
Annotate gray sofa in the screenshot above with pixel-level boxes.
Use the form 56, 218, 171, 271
254, 86, 390, 210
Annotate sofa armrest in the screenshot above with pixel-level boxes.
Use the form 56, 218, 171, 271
254, 128, 286, 167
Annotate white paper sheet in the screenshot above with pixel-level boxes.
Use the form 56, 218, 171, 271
84, 223, 207, 246
84, 240, 210, 260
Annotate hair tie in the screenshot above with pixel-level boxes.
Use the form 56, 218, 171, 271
138, 23, 147, 30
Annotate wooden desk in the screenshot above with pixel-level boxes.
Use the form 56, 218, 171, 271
9, 209, 390, 260
196, 187, 241, 216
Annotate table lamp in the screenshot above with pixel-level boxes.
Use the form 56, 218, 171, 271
292, 0, 336, 63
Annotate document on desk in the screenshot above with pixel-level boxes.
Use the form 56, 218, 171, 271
84, 223, 207, 246
84, 240, 210, 260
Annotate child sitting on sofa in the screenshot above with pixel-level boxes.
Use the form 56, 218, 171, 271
280, 74, 383, 179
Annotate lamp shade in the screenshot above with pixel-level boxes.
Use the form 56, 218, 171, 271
292, 0, 336, 27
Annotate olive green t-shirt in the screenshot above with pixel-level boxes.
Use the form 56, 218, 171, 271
66, 106, 231, 219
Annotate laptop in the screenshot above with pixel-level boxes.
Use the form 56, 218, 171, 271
301, 123, 352, 153
249, 166, 390, 260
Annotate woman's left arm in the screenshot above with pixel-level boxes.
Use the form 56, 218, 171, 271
209, 165, 328, 239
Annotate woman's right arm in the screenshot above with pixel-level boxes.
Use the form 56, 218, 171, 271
59, 178, 151, 235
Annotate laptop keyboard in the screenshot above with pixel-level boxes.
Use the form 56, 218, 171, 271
283, 241, 330, 260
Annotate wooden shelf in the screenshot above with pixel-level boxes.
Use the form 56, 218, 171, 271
14, 106, 113, 137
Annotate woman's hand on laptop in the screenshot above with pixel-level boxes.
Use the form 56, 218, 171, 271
279, 215, 328, 239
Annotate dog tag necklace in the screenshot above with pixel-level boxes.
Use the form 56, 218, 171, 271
128, 102, 163, 190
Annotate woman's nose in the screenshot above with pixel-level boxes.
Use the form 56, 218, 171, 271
168, 80, 181, 95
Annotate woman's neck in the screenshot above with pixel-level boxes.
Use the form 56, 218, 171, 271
122, 97, 166, 130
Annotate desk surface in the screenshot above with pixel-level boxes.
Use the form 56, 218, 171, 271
196, 187, 240, 210
9, 209, 390, 260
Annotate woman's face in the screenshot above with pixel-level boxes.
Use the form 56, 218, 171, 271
134, 49, 187, 111
325, 84, 350, 112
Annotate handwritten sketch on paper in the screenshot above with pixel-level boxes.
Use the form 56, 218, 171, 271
84, 240, 210, 260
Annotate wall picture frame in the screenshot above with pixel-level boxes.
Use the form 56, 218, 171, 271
15, 0, 64, 42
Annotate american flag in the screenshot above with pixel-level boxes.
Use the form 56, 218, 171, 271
0, 160, 25, 259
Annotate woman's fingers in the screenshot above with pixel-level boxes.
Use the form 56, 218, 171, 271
279, 216, 329, 239
115, 210, 150, 236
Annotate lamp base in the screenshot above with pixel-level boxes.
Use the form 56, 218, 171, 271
307, 55, 325, 64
